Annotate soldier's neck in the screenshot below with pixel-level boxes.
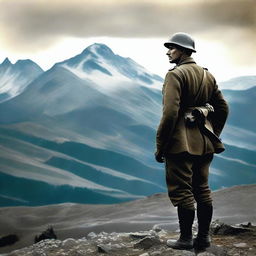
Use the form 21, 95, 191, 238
176, 54, 190, 66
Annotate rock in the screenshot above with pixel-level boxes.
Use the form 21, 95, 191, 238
165, 248, 195, 256
239, 222, 252, 228
98, 231, 108, 238
197, 252, 215, 256
77, 237, 87, 243
97, 243, 122, 253
36, 238, 62, 249
150, 251, 162, 255
152, 225, 162, 232
139, 253, 149, 256
193, 243, 228, 256
87, 232, 97, 239
97, 243, 113, 253
3, 222, 256, 256
133, 236, 162, 250
130, 230, 158, 240
130, 232, 151, 240
233, 242, 247, 248
62, 238, 77, 249
210, 220, 251, 235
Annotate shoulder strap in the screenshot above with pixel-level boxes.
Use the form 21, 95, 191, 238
194, 68, 206, 104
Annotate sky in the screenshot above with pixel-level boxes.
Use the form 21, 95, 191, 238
0, 0, 255, 82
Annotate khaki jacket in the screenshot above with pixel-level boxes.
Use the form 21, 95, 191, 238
156, 57, 229, 156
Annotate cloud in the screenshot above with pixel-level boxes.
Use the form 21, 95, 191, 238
0, 0, 255, 52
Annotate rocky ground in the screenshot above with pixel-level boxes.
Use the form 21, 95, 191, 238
2, 221, 256, 256
1, 185, 255, 255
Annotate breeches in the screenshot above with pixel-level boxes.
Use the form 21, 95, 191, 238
165, 152, 213, 210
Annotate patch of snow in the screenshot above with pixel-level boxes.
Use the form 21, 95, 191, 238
210, 168, 225, 176
0, 145, 133, 194
222, 125, 256, 151
216, 155, 256, 168
0, 194, 29, 203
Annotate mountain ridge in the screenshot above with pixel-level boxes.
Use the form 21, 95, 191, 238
220, 75, 256, 90
55, 43, 163, 89
0, 43, 255, 207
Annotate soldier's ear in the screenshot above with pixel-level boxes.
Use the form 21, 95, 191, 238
182, 49, 192, 56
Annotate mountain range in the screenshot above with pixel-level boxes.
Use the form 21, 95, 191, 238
219, 75, 256, 90
0, 43, 255, 206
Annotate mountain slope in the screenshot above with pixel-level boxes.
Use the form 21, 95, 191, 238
0, 45, 165, 206
219, 75, 256, 90
0, 58, 43, 102
57, 43, 163, 88
222, 86, 256, 133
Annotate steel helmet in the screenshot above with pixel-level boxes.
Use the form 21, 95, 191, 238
164, 32, 196, 52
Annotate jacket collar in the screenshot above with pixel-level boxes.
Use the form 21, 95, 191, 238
177, 56, 196, 66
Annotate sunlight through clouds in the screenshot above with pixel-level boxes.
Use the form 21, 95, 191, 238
0, 0, 255, 82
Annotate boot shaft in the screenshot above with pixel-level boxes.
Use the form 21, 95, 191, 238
178, 206, 195, 239
167, 206, 195, 250
197, 203, 213, 236
194, 203, 213, 250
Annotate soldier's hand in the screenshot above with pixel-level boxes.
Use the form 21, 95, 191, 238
155, 151, 165, 163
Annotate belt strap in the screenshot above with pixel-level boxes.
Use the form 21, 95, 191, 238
194, 68, 206, 105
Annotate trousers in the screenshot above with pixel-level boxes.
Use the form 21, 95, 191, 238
165, 152, 213, 210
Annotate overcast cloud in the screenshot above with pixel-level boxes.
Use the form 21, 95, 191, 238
0, 0, 255, 76
0, 0, 255, 48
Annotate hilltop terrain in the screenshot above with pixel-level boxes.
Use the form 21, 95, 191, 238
0, 184, 255, 255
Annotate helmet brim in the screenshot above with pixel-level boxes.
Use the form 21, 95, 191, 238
164, 42, 196, 53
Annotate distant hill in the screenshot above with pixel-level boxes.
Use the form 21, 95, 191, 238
222, 86, 256, 132
219, 75, 256, 90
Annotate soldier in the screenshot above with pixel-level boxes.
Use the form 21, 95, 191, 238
155, 32, 229, 250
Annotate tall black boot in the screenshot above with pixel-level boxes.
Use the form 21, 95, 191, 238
194, 203, 213, 250
167, 206, 195, 250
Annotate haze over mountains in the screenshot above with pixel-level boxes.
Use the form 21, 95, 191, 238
0, 43, 255, 206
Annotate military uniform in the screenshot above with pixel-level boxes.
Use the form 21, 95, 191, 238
157, 32, 229, 250
156, 56, 228, 209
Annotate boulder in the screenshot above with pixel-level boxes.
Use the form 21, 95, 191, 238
210, 220, 252, 235
134, 236, 162, 250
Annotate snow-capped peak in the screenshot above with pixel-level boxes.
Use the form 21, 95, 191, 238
0, 58, 43, 102
58, 43, 163, 91
83, 43, 115, 56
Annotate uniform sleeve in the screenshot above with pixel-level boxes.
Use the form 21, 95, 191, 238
209, 80, 229, 137
156, 71, 182, 154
